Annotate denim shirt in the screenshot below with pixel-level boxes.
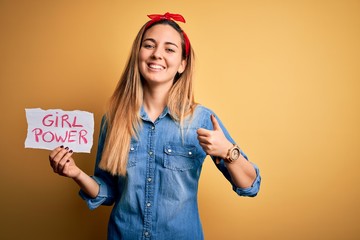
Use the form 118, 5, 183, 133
80, 105, 261, 240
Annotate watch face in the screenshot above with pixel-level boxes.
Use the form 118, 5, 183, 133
230, 148, 240, 161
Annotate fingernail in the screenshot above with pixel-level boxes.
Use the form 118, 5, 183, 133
66, 160, 70, 162
60, 145, 64, 148
65, 147, 69, 150
69, 150, 73, 153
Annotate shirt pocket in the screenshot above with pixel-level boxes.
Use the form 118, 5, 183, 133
127, 141, 139, 168
163, 143, 200, 171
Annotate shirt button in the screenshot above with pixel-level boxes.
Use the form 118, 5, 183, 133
147, 178, 152, 182
144, 231, 149, 237
188, 151, 192, 155
149, 151, 153, 155
168, 149, 172, 153
130, 147, 134, 151
146, 202, 151, 207
151, 126, 155, 130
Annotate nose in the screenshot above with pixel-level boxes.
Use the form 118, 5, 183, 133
151, 47, 163, 59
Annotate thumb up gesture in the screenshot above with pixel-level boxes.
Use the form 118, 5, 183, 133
197, 114, 233, 159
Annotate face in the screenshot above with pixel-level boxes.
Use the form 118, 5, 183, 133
139, 24, 187, 88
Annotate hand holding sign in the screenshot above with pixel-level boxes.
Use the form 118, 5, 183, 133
48, 145, 82, 178
25, 108, 94, 153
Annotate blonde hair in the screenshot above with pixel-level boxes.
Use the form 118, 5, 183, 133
99, 21, 197, 176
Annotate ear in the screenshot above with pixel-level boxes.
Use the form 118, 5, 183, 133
177, 59, 187, 74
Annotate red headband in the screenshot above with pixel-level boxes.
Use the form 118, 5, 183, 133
145, 12, 190, 57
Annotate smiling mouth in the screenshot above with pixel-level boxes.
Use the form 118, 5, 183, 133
148, 64, 165, 70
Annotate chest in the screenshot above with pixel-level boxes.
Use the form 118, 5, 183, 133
127, 118, 207, 172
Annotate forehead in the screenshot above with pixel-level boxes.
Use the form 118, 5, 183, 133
143, 24, 182, 44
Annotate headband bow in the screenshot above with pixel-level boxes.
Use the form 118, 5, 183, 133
147, 12, 186, 24
145, 12, 190, 57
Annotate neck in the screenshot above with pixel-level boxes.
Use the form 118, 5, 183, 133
143, 84, 170, 122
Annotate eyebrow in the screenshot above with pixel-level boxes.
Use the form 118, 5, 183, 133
142, 38, 179, 49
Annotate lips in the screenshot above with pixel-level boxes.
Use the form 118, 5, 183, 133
148, 63, 165, 70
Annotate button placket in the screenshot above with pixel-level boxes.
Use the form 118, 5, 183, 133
143, 122, 156, 238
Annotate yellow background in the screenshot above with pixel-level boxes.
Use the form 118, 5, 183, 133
1, 0, 359, 239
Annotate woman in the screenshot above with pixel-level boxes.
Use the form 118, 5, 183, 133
49, 12, 261, 240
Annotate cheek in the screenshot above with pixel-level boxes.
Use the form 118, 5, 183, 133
139, 47, 151, 61
138, 52, 147, 70
138, 50, 146, 63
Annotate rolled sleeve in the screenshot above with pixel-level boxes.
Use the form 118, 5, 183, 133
213, 150, 261, 197
79, 176, 115, 210
233, 163, 261, 197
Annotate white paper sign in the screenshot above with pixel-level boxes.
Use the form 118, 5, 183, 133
25, 108, 94, 153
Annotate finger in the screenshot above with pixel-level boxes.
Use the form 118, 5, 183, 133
197, 135, 211, 145
53, 147, 69, 162
57, 156, 71, 174
49, 145, 64, 162
196, 128, 211, 137
60, 159, 71, 176
52, 147, 70, 172
198, 142, 214, 154
211, 114, 222, 132
49, 146, 65, 172
57, 149, 73, 173
198, 142, 209, 151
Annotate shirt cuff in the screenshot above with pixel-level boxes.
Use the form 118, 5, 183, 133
79, 176, 113, 210
233, 163, 261, 197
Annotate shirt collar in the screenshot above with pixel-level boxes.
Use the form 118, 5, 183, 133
140, 105, 170, 122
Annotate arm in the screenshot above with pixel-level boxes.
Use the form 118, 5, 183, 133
49, 146, 99, 198
49, 116, 117, 208
197, 114, 257, 189
221, 149, 256, 188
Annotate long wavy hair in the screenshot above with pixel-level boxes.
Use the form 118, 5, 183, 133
99, 19, 196, 176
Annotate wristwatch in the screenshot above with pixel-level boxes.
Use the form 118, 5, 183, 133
225, 144, 241, 163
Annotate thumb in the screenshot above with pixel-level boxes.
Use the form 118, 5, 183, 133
211, 114, 222, 131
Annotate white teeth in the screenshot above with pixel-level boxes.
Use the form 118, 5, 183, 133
149, 64, 164, 69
